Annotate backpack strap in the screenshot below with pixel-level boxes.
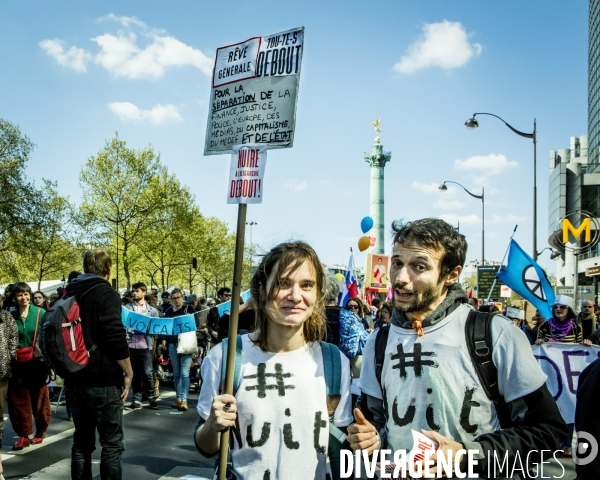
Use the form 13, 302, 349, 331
374, 324, 391, 388
320, 341, 347, 444
220, 334, 243, 394
465, 309, 511, 427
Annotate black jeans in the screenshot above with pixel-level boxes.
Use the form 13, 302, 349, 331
67, 385, 125, 480
129, 347, 154, 403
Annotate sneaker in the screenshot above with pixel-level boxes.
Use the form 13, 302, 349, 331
13, 437, 30, 450
148, 397, 158, 409
178, 401, 188, 411
171, 399, 182, 409
126, 401, 142, 410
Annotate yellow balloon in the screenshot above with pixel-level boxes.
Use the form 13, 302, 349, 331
358, 236, 370, 252
335, 273, 344, 283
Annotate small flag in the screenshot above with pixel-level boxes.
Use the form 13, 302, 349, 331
496, 240, 555, 319
340, 249, 358, 306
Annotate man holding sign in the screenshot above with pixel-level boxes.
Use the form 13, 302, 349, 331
124, 282, 159, 410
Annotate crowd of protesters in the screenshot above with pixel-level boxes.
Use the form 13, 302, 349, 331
2, 218, 600, 479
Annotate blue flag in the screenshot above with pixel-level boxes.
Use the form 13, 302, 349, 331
496, 240, 555, 319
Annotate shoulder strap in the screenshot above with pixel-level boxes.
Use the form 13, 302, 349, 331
375, 324, 391, 388
220, 334, 243, 394
320, 341, 342, 397
465, 310, 501, 403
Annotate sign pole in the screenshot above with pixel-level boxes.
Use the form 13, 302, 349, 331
217, 203, 247, 480
486, 225, 518, 304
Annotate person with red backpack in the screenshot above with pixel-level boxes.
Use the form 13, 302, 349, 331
194, 242, 353, 480
64, 249, 133, 480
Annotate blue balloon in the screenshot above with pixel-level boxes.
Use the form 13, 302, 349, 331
361, 216, 374, 233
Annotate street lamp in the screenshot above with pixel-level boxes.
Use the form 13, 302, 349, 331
246, 221, 257, 250
439, 181, 485, 264
537, 247, 561, 260
465, 112, 537, 260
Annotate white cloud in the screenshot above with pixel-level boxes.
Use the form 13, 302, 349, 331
283, 179, 308, 192
394, 20, 482, 75
454, 154, 518, 175
93, 32, 212, 78
39, 39, 92, 73
40, 17, 212, 78
433, 198, 466, 210
439, 213, 481, 226
98, 14, 147, 29
108, 102, 183, 124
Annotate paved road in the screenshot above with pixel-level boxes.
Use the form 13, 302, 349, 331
1, 386, 214, 479
1, 385, 579, 479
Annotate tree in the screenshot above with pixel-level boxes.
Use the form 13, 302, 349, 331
0, 118, 45, 253
79, 134, 187, 290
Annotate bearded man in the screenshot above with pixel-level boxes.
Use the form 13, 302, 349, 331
347, 218, 566, 479
578, 300, 597, 341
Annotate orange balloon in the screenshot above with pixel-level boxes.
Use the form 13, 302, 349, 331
358, 236, 370, 252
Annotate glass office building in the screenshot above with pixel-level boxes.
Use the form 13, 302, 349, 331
590, 0, 600, 169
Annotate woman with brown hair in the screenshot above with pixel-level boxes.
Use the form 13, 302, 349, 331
195, 241, 353, 479
8, 282, 51, 450
31, 291, 49, 312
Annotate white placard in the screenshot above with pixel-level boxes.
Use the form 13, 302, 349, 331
505, 306, 524, 320
500, 285, 512, 298
533, 343, 600, 423
227, 145, 267, 204
205, 27, 304, 155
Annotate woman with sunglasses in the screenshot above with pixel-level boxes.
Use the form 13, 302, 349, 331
535, 295, 591, 457
344, 298, 372, 333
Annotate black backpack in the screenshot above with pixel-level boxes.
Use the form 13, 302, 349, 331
41, 285, 101, 378
374, 309, 511, 428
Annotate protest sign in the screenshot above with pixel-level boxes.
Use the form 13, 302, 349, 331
533, 343, 600, 423
173, 314, 197, 335
148, 317, 173, 336
505, 306, 524, 320
216, 289, 252, 317
228, 144, 267, 204
205, 27, 304, 155
127, 310, 152, 333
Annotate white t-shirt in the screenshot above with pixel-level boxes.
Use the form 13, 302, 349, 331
359, 304, 547, 452
197, 335, 354, 480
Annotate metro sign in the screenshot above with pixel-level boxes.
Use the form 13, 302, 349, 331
563, 218, 591, 243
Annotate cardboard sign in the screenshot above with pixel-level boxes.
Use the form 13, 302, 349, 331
205, 27, 304, 155
500, 285, 512, 298
505, 306, 524, 320
228, 145, 267, 204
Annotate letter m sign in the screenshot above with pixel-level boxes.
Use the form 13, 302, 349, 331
563, 218, 591, 243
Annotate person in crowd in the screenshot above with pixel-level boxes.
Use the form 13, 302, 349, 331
48, 292, 58, 305
160, 292, 171, 313
531, 309, 545, 339
206, 298, 216, 308
536, 295, 592, 456
32, 291, 50, 312
206, 287, 232, 343
370, 298, 381, 322
2, 284, 16, 313
198, 297, 207, 309
195, 241, 353, 479
506, 308, 534, 344
467, 297, 479, 309
373, 301, 392, 330
575, 358, 600, 479
186, 294, 199, 310
217, 297, 255, 341
578, 300, 597, 340
124, 282, 159, 410
66, 248, 133, 480
8, 282, 51, 450
345, 298, 372, 332
595, 304, 600, 318
151, 287, 159, 298
0, 308, 18, 448
164, 288, 195, 411
348, 218, 567, 477
478, 304, 499, 314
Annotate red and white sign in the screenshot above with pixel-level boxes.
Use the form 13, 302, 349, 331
227, 145, 267, 204
500, 285, 512, 298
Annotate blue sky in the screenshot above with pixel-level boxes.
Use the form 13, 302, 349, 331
0, 0, 588, 272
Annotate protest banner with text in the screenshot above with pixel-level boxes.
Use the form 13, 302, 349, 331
205, 27, 304, 155
228, 145, 267, 204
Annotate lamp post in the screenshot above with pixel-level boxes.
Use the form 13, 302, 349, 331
465, 113, 537, 260
439, 181, 485, 264
537, 247, 561, 260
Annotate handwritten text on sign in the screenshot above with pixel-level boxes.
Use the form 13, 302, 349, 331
228, 145, 267, 204
533, 343, 600, 423
205, 27, 304, 155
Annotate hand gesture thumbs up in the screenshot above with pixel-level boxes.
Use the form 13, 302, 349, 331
347, 408, 380, 454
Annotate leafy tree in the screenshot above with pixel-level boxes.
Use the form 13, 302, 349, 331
79, 134, 186, 290
0, 118, 44, 252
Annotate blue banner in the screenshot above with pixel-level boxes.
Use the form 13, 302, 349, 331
172, 314, 196, 335
127, 310, 152, 333
497, 240, 555, 319
216, 289, 252, 317
148, 317, 174, 336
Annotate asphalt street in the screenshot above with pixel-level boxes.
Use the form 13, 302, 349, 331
1, 386, 215, 480
0, 385, 579, 479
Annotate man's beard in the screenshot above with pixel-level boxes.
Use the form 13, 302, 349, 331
393, 282, 441, 313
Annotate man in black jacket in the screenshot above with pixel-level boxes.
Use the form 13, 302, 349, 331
66, 249, 133, 480
347, 219, 567, 478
